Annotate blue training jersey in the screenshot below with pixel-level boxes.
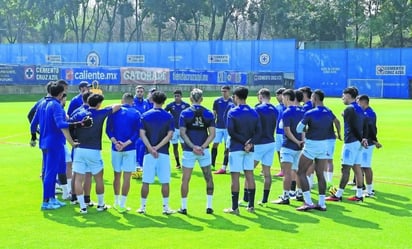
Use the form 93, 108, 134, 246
275, 103, 286, 135
67, 94, 83, 117
75, 107, 113, 150
255, 103, 278, 145
179, 105, 215, 151
165, 101, 189, 128
133, 97, 151, 114
227, 104, 262, 152
300, 106, 336, 140
343, 102, 367, 143
282, 106, 304, 150
141, 108, 174, 155
213, 97, 233, 129
364, 106, 378, 145
302, 101, 313, 113
30, 97, 69, 149
106, 104, 141, 152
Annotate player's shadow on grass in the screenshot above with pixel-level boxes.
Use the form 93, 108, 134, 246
362, 191, 412, 217
124, 213, 205, 231
184, 213, 249, 231
260, 206, 320, 226
310, 204, 381, 230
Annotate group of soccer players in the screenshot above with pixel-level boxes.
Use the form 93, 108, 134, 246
30, 80, 381, 215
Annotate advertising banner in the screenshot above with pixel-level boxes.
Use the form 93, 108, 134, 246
61, 67, 121, 85
120, 67, 170, 84
252, 72, 284, 85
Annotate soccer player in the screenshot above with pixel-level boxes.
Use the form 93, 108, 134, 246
30, 82, 79, 210
299, 86, 313, 112
295, 89, 338, 211
67, 81, 91, 117
326, 86, 368, 202
253, 88, 278, 206
133, 85, 151, 172
224, 86, 261, 214
72, 94, 121, 214
274, 87, 286, 177
272, 89, 304, 205
177, 88, 216, 215
106, 93, 141, 213
357, 95, 382, 197
165, 89, 189, 169
212, 85, 233, 174
136, 91, 175, 215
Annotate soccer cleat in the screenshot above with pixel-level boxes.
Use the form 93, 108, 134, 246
296, 203, 316, 211
136, 208, 146, 214
86, 201, 95, 207
223, 207, 240, 215
50, 198, 67, 207
365, 191, 375, 198
177, 208, 187, 215
41, 202, 60, 211
326, 195, 342, 202
274, 171, 284, 177
314, 205, 327, 211
79, 208, 88, 214
96, 204, 109, 211
176, 165, 181, 169
162, 209, 176, 215
257, 201, 267, 207
347, 196, 363, 202
214, 169, 226, 174
206, 208, 214, 214
296, 195, 304, 202
246, 207, 255, 213
289, 191, 296, 198
117, 207, 130, 213
271, 196, 290, 205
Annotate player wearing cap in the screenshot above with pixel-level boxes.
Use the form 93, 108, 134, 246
177, 88, 216, 215
165, 89, 189, 169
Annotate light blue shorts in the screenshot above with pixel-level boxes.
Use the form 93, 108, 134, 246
341, 141, 363, 166
182, 149, 211, 168
302, 139, 328, 160
142, 153, 171, 184
326, 139, 336, 159
361, 145, 375, 168
111, 150, 136, 173
64, 144, 72, 163
171, 128, 184, 145
229, 151, 254, 173
274, 134, 283, 152
253, 142, 276, 166
72, 148, 103, 175
280, 147, 301, 170
214, 128, 228, 144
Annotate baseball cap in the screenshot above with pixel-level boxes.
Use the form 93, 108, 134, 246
78, 81, 92, 89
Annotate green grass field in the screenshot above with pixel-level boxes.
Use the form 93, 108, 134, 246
0, 93, 411, 249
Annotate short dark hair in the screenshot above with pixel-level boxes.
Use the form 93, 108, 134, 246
299, 86, 312, 99
56, 79, 68, 87
233, 86, 248, 100
82, 91, 93, 103
276, 87, 286, 95
258, 88, 270, 99
49, 83, 65, 97
343, 86, 359, 99
151, 91, 167, 105
312, 89, 325, 101
122, 92, 134, 104
46, 81, 53, 94
190, 88, 203, 102
87, 94, 104, 107
294, 89, 303, 102
358, 94, 369, 103
173, 89, 182, 95
221, 85, 230, 91
282, 89, 295, 101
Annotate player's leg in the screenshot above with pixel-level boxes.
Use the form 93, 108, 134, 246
111, 150, 121, 208
180, 167, 193, 212
224, 151, 242, 214
158, 153, 173, 214
137, 154, 154, 213
93, 169, 107, 211
314, 158, 328, 210
212, 129, 223, 171
118, 150, 135, 211
201, 164, 214, 214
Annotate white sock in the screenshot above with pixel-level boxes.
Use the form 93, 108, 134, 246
61, 184, 69, 197
307, 175, 313, 189
318, 195, 326, 207
97, 194, 104, 206
356, 188, 363, 198
222, 165, 227, 170
181, 197, 188, 209
327, 172, 333, 183
141, 198, 147, 209
283, 190, 289, 199
323, 171, 329, 183
163, 197, 169, 210
336, 188, 344, 198
206, 195, 213, 209
303, 191, 313, 205
77, 194, 86, 209
296, 188, 303, 195
114, 195, 120, 205
366, 184, 373, 193
120, 195, 127, 208
67, 179, 72, 194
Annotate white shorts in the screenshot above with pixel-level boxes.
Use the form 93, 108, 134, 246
111, 150, 136, 173
361, 145, 375, 168
214, 128, 228, 144
142, 153, 171, 184
254, 142, 276, 166
302, 139, 328, 160
274, 134, 283, 152
326, 139, 336, 159
64, 144, 72, 163
171, 128, 184, 144
229, 151, 254, 173
280, 147, 301, 171
72, 148, 103, 175
341, 141, 363, 166
182, 149, 211, 168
